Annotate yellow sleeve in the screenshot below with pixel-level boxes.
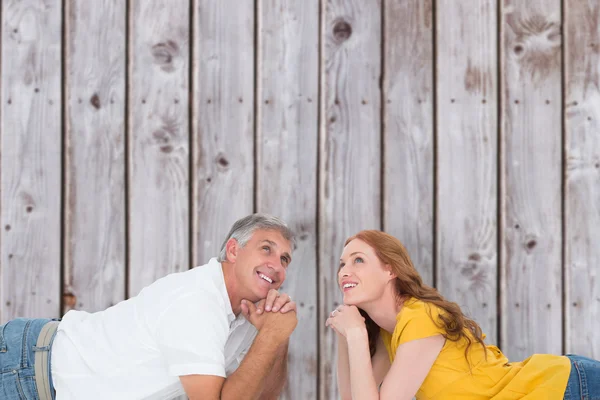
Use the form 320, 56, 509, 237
395, 301, 446, 346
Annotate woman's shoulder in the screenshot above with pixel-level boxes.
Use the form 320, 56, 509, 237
387, 297, 447, 350
398, 297, 443, 322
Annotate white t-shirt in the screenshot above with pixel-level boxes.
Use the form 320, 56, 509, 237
51, 257, 258, 400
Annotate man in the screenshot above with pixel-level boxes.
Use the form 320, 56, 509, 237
0, 214, 298, 400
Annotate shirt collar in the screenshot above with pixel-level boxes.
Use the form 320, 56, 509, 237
208, 257, 236, 324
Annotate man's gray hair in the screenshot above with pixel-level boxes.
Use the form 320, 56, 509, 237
217, 213, 295, 262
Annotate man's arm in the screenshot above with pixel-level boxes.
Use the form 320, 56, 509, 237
180, 303, 297, 400
221, 327, 290, 399
257, 340, 289, 400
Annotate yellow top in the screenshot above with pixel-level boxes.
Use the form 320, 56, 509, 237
380, 298, 571, 399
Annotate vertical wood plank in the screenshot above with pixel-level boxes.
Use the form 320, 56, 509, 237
564, 0, 600, 358
383, 0, 434, 286
1, 0, 62, 321
129, 0, 190, 296
501, 0, 562, 359
64, 0, 126, 312
192, 0, 254, 265
436, 1, 498, 344
257, 1, 319, 398
319, 0, 382, 397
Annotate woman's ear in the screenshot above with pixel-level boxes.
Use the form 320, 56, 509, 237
385, 264, 397, 280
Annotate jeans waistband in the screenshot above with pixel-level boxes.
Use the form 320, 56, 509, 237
34, 321, 59, 400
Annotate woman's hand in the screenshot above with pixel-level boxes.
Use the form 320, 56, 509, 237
325, 304, 366, 338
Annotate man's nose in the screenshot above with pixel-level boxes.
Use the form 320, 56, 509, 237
269, 258, 284, 272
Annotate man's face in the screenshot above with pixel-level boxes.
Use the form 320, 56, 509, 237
230, 229, 292, 301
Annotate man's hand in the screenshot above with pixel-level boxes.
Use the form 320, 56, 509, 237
241, 289, 296, 315
241, 299, 297, 342
241, 299, 268, 330
263, 289, 295, 313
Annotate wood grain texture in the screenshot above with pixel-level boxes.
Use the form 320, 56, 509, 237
501, 0, 562, 360
436, 1, 498, 344
192, 0, 255, 265
0, 0, 62, 321
564, 0, 600, 358
256, 1, 319, 398
64, 0, 126, 313
319, 0, 382, 398
383, 0, 434, 286
128, 0, 190, 296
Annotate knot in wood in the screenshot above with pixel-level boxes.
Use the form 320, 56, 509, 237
333, 20, 352, 42
90, 93, 101, 109
468, 253, 481, 262
152, 40, 179, 72
215, 153, 230, 170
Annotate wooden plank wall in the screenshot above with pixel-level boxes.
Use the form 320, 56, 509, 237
501, 0, 563, 360
257, 1, 319, 399
64, 0, 126, 312
564, 0, 600, 358
1, 1, 599, 399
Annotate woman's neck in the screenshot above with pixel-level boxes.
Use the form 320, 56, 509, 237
361, 290, 405, 334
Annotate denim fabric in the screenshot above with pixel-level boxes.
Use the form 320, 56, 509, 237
564, 354, 600, 400
0, 318, 57, 400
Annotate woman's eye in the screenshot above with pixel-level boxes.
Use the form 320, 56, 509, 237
354, 257, 364, 263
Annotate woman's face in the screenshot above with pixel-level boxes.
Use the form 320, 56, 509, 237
338, 239, 394, 306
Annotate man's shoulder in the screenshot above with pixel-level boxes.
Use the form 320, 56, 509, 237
146, 258, 221, 291
138, 258, 227, 309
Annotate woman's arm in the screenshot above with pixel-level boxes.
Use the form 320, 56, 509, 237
345, 328, 380, 399
336, 333, 352, 400
371, 334, 391, 387
379, 335, 445, 400
327, 305, 442, 400
345, 330, 444, 400
338, 333, 390, 399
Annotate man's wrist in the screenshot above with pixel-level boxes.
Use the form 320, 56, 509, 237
258, 325, 290, 345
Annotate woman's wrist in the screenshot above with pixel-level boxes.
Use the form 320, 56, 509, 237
345, 326, 368, 342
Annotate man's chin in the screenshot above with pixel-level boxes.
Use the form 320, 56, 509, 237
247, 288, 268, 302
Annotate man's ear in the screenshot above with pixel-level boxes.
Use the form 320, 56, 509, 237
225, 238, 239, 262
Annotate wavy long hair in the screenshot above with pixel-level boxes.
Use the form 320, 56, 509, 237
345, 230, 486, 360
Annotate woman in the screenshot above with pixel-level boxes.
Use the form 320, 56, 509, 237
326, 230, 600, 400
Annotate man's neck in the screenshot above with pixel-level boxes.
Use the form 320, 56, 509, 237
221, 261, 242, 316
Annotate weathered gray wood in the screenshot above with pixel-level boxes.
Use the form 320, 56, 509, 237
436, 1, 498, 344
501, 0, 562, 360
319, 0, 382, 398
63, 0, 126, 313
192, 0, 255, 265
256, 1, 319, 398
383, 0, 434, 287
0, 0, 62, 321
564, 0, 600, 359
128, 0, 190, 296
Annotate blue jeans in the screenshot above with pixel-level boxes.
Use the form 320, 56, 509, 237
0, 318, 57, 400
564, 354, 600, 399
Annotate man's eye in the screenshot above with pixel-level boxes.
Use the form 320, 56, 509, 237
263, 246, 271, 252
281, 256, 288, 265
